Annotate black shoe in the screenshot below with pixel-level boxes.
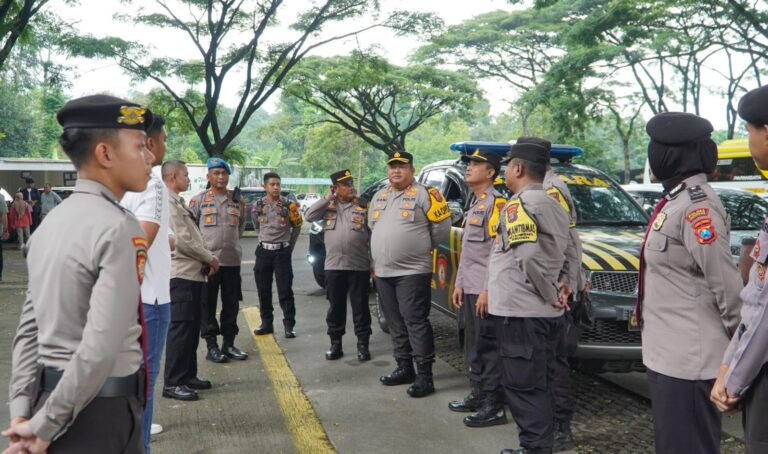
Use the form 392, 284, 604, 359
254, 325, 274, 335
186, 377, 212, 390
284, 329, 296, 338
380, 359, 415, 386
553, 421, 575, 452
325, 339, 343, 360
407, 361, 435, 398
356, 339, 371, 361
448, 385, 482, 412
206, 346, 228, 363
222, 345, 248, 360
162, 385, 199, 401
500, 449, 552, 454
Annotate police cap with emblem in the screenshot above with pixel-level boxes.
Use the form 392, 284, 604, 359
387, 150, 413, 165
331, 169, 354, 184
502, 142, 550, 166
646, 112, 717, 191
738, 85, 768, 126
207, 157, 232, 175
461, 149, 501, 172
516, 136, 552, 152
56, 94, 154, 131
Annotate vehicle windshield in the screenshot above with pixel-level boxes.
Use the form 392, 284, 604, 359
708, 157, 768, 182
718, 191, 768, 230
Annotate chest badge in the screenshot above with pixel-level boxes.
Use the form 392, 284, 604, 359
652, 212, 667, 231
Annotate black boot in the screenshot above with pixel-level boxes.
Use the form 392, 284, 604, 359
357, 337, 371, 361
448, 383, 483, 412
325, 337, 343, 360
464, 391, 508, 427
205, 343, 228, 363
407, 361, 435, 397
553, 421, 575, 452
380, 358, 415, 386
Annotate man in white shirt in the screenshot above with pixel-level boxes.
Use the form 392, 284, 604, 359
120, 115, 172, 454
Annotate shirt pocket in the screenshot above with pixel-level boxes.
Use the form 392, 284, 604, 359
324, 213, 337, 230
644, 232, 668, 268
399, 208, 415, 223
227, 205, 240, 226
464, 215, 486, 242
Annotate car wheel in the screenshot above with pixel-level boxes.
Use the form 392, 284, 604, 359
375, 291, 389, 334
312, 264, 326, 288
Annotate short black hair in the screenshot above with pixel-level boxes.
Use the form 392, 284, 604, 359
510, 158, 546, 181
161, 160, 186, 181
58, 128, 119, 169
146, 114, 166, 138
263, 172, 280, 184
25, 178, 34, 184
485, 162, 499, 180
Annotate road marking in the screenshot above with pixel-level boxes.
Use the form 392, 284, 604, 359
243, 307, 336, 454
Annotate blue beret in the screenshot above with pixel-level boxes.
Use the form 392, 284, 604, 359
738, 85, 768, 125
207, 157, 232, 174
646, 112, 713, 145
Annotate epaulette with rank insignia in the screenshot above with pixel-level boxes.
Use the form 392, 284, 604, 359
667, 183, 687, 200
687, 185, 707, 201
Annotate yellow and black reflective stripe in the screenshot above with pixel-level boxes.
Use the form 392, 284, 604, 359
580, 242, 640, 271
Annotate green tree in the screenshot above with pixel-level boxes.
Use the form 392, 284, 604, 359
0, 0, 51, 71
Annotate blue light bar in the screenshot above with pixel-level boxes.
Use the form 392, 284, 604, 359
450, 141, 584, 160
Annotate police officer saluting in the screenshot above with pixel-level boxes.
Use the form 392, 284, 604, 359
711, 85, 768, 451
252, 172, 303, 338
448, 149, 508, 427
305, 169, 373, 361
638, 112, 742, 454
488, 142, 570, 454
189, 158, 249, 362
369, 151, 451, 397
3, 95, 154, 453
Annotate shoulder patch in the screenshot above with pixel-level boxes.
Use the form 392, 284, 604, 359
505, 199, 538, 244
426, 187, 450, 223
488, 196, 506, 238
686, 208, 709, 223
687, 185, 707, 201
692, 217, 716, 244
132, 237, 148, 284
546, 187, 575, 228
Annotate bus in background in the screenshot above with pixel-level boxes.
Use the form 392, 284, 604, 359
643, 138, 768, 197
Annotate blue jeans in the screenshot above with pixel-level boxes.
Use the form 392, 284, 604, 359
142, 302, 171, 454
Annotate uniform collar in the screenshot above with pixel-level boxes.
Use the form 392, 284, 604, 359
74, 178, 119, 202
168, 190, 183, 204
471, 183, 495, 206
682, 173, 707, 187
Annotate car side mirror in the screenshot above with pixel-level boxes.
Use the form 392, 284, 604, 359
447, 201, 464, 226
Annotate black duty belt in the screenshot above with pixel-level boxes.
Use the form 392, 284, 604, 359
42, 367, 141, 398
259, 241, 290, 250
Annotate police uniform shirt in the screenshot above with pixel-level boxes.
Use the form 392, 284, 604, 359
189, 189, 245, 267
368, 182, 451, 278
168, 190, 215, 282
454, 184, 505, 295
722, 217, 768, 395
487, 183, 570, 318
304, 197, 370, 271
9, 179, 145, 441
641, 173, 742, 381
251, 196, 302, 244
544, 170, 584, 291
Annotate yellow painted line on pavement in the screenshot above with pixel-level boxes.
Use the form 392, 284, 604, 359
243, 307, 336, 454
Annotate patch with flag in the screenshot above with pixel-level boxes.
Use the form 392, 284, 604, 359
132, 237, 149, 284
692, 218, 716, 244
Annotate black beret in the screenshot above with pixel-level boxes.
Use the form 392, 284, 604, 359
387, 150, 413, 165
738, 85, 768, 125
503, 142, 549, 166
516, 136, 552, 152
331, 169, 353, 184
460, 149, 501, 172
56, 94, 154, 131
645, 112, 713, 145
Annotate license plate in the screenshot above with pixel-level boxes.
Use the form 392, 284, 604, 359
628, 312, 640, 332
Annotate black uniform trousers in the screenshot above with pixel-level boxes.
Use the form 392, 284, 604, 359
254, 246, 295, 329
201, 265, 241, 347
165, 278, 203, 387
375, 273, 434, 363
325, 270, 372, 339
463, 293, 501, 392
743, 363, 768, 453
646, 368, 721, 454
496, 315, 558, 451
552, 313, 574, 424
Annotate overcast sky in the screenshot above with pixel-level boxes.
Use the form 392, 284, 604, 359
51, 0, 743, 129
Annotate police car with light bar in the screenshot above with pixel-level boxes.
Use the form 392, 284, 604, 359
423, 141, 650, 373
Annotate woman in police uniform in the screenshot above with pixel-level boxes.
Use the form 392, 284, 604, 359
638, 112, 743, 454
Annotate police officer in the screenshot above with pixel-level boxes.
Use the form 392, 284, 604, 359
304, 169, 372, 361
711, 85, 768, 452
369, 150, 451, 397
252, 172, 303, 338
488, 142, 570, 454
637, 112, 742, 454
518, 136, 583, 451
189, 158, 249, 362
3, 95, 154, 453
447, 149, 508, 427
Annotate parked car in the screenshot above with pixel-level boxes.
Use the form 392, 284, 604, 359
298, 193, 321, 214
623, 184, 768, 263
51, 186, 75, 200
240, 187, 298, 231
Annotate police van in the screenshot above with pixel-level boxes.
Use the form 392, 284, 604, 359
643, 138, 768, 196
423, 142, 650, 373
